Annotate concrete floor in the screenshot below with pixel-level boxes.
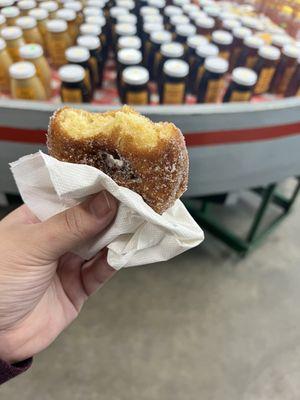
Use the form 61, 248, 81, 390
2, 190, 300, 400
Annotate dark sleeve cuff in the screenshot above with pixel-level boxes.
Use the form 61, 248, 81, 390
0, 358, 32, 385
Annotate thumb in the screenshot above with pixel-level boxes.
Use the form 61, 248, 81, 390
33, 191, 118, 259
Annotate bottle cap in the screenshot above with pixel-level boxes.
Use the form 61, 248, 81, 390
17, 0, 36, 11
59, 64, 85, 82
66, 45, 90, 62
170, 14, 189, 25
64, 1, 82, 12
241, 16, 263, 31
86, 0, 105, 7
244, 35, 264, 49
176, 23, 196, 38
9, 61, 36, 79
56, 8, 76, 21
143, 14, 163, 24
283, 44, 300, 59
122, 66, 149, 85
204, 6, 220, 18
140, 6, 159, 16
232, 67, 257, 86
1, 26, 23, 39
187, 34, 208, 49
143, 22, 163, 34
272, 34, 293, 48
204, 56, 228, 74
116, 0, 135, 11
163, 59, 189, 78
116, 13, 137, 24
161, 42, 184, 57
196, 43, 219, 58
77, 34, 100, 50
189, 10, 206, 21
151, 30, 172, 45
0, 0, 14, 6
46, 19, 67, 32
195, 15, 215, 29
182, 4, 198, 15
212, 30, 233, 45
117, 48, 142, 64
147, 0, 165, 9
223, 18, 241, 31
16, 16, 37, 29
29, 8, 48, 19
118, 35, 141, 49
19, 43, 43, 58
1, 6, 20, 18
79, 23, 101, 36
86, 15, 106, 27
115, 22, 136, 36
40, 0, 58, 12
258, 45, 280, 61
0, 14, 5, 25
233, 26, 251, 40
83, 6, 102, 17
173, 0, 190, 6
0, 37, 6, 51
109, 6, 127, 18
164, 5, 182, 17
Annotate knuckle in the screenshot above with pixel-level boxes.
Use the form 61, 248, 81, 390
64, 208, 89, 240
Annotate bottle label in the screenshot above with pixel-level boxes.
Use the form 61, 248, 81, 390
196, 65, 205, 87
61, 87, 82, 103
219, 50, 230, 61
89, 57, 99, 85
254, 67, 276, 94
278, 66, 297, 94
163, 83, 185, 104
14, 86, 36, 99
205, 78, 224, 103
245, 55, 258, 69
230, 90, 251, 102
126, 90, 148, 105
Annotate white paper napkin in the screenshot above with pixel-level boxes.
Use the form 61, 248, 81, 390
10, 151, 204, 270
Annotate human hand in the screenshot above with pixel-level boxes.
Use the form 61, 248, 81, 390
0, 191, 118, 364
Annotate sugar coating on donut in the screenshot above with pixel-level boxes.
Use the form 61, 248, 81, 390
47, 106, 189, 214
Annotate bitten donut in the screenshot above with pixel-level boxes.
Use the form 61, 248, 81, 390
47, 106, 189, 214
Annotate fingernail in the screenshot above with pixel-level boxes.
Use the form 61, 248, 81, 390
89, 191, 114, 219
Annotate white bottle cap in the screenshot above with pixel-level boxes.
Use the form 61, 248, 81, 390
117, 48, 142, 64
147, 0, 165, 8
115, 22, 136, 36
232, 67, 257, 86
195, 15, 215, 29
86, 0, 105, 7
212, 30, 233, 45
0, 14, 5, 25
79, 23, 101, 36
1, 6, 20, 18
189, 10, 206, 21
17, 0, 36, 11
151, 30, 172, 45
1, 26, 23, 39
163, 58, 189, 77
118, 35, 141, 49
143, 14, 163, 24
110, 6, 128, 18
29, 8, 48, 19
86, 15, 106, 27
258, 45, 280, 61
46, 19, 67, 32
9, 61, 36, 79
204, 56, 228, 74
170, 14, 189, 25
40, 0, 58, 12
116, 0, 134, 10
182, 3, 198, 14
64, 1, 82, 12
77, 35, 100, 50
204, 6, 220, 18
143, 22, 163, 34
187, 34, 208, 49
140, 6, 159, 16
223, 18, 241, 31
19, 43, 43, 58
173, 0, 190, 6
83, 7, 102, 17
0, 0, 14, 6
164, 5, 182, 17
16, 16, 37, 29
241, 16, 263, 31
122, 65, 149, 85
176, 23, 196, 37
66, 45, 90, 62
233, 26, 251, 40
196, 43, 219, 58
161, 42, 184, 58
56, 8, 76, 21
283, 44, 300, 59
116, 13, 137, 24
0, 37, 6, 50
244, 35, 264, 49
271, 34, 293, 48
59, 64, 85, 82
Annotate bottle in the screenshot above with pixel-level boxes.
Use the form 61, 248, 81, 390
56, 8, 77, 43
59, 63, 90, 102
46, 19, 71, 67
142, 22, 163, 60
163, 5, 182, 29
109, 6, 127, 38
19, 43, 51, 96
187, 34, 208, 70
236, 35, 264, 69
175, 24, 196, 53
223, 67, 257, 102
118, 35, 141, 51
121, 65, 150, 104
1, 26, 25, 61
159, 59, 189, 104
0, 37, 12, 91
115, 22, 137, 48
156, 41, 184, 78
147, 30, 172, 77
0, 14, 5, 31
197, 56, 228, 103
79, 22, 101, 39
85, 15, 107, 51
230, 26, 251, 71
82, 6, 102, 19
9, 60, 47, 99
194, 15, 215, 38
212, 30, 233, 61
116, 0, 135, 12
40, 1, 58, 19
17, 0, 36, 16
169, 14, 189, 33
192, 43, 219, 94
271, 34, 293, 51
77, 34, 104, 87
28, 8, 49, 45
284, 59, 300, 97
117, 48, 142, 94
16, 16, 43, 45
1, 6, 20, 26
116, 13, 137, 26
253, 45, 280, 95
222, 18, 241, 33
64, 1, 83, 26
147, 0, 165, 14
270, 44, 300, 95
65, 45, 93, 97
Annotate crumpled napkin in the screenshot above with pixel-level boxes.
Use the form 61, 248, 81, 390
10, 151, 204, 270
